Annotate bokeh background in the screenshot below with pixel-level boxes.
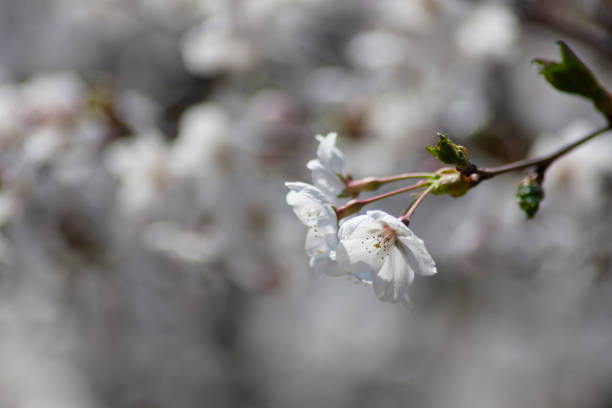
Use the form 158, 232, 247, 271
1, 0, 612, 407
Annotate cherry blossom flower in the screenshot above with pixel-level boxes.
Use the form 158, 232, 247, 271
285, 181, 340, 275
181, 17, 253, 76
336, 210, 437, 308
105, 132, 170, 215
306, 132, 348, 203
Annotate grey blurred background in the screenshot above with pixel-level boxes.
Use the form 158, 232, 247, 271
1, 0, 612, 407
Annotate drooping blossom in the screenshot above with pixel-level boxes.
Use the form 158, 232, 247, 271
306, 132, 348, 204
336, 210, 437, 308
285, 181, 340, 274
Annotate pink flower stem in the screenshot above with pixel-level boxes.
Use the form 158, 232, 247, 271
399, 184, 435, 226
336, 180, 430, 220
344, 173, 435, 195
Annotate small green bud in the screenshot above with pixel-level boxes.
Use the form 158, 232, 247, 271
430, 168, 471, 198
516, 175, 544, 219
426, 133, 470, 171
533, 41, 612, 120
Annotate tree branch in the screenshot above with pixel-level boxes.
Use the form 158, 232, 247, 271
467, 124, 611, 185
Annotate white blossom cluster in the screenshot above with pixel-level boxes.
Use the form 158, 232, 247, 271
0, 1, 612, 408
286, 133, 437, 308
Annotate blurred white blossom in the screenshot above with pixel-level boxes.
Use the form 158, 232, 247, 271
20, 72, 85, 124
170, 102, 231, 178
456, 3, 519, 60
181, 17, 253, 76
142, 221, 225, 263
374, 0, 436, 33
347, 30, 406, 71
105, 132, 170, 214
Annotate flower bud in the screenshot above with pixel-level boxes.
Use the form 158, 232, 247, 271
516, 175, 544, 219
430, 168, 471, 197
426, 133, 471, 172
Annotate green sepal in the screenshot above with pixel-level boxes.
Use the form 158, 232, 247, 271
430, 168, 470, 198
516, 176, 544, 219
426, 133, 470, 171
533, 41, 612, 120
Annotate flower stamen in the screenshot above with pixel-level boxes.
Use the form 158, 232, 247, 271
361, 224, 397, 260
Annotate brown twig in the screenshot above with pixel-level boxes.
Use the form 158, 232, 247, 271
466, 124, 611, 186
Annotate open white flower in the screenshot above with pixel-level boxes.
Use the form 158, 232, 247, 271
306, 132, 348, 203
285, 181, 340, 275
337, 210, 437, 308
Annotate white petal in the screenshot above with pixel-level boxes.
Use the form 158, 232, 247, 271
285, 190, 320, 226
285, 181, 328, 203
315, 132, 337, 145
305, 227, 339, 275
307, 159, 346, 202
336, 220, 386, 273
372, 246, 414, 309
305, 228, 329, 257
315, 132, 346, 176
337, 214, 370, 240
325, 231, 338, 252
337, 237, 382, 271
397, 236, 437, 276
346, 219, 385, 242
336, 241, 374, 281
366, 210, 410, 235
366, 210, 436, 276
305, 227, 336, 258
315, 132, 337, 164
285, 182, 337, 228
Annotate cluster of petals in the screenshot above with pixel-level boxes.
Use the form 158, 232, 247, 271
286, 133, 437, 308
285, 181, 339, 275
306, 132, 348, 204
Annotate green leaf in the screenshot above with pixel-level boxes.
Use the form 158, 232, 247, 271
426, 133, 470, 171
516, 176, 544, 219
534, 41, 612, 120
